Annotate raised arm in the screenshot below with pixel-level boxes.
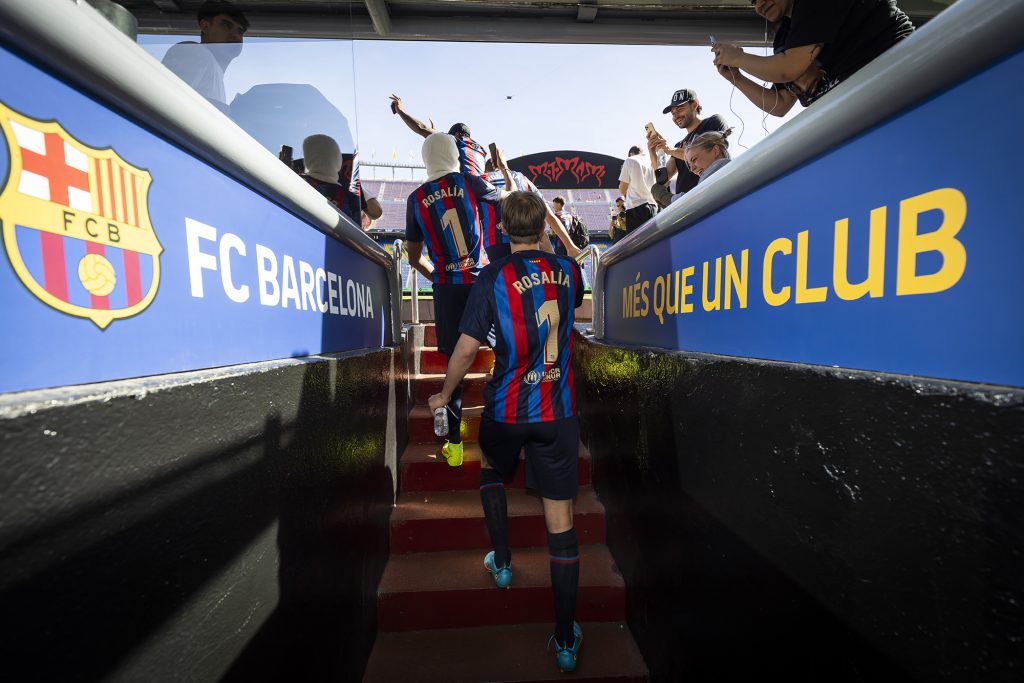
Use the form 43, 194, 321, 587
545, 207, 581, 258
389, 94, 438, 139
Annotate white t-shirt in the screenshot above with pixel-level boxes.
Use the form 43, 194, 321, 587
162, 42, 227, 104
618, 155, 656, 210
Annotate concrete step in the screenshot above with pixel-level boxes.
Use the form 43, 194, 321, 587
420, 346, 493, 375
377, 546, 624, 631
408, 404, 483, 444
415, 372, 488, 407
363, 622, 649, 682
400, 441, 592, 493
390, 486, 606, 554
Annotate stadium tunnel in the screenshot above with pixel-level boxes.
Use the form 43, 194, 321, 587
0, 1, 1022, 682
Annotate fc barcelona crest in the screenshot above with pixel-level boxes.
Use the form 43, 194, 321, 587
0, 102, 162, 329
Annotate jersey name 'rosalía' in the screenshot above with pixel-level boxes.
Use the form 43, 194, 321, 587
405, 172, 501, 284
461, 250, 584, 423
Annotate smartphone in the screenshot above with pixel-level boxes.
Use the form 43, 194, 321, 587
488, 142, 500, 165
278, 144, 293, 163
644, 122, 656, 137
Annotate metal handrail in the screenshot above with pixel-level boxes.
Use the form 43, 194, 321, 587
396, 241, 422, 325
574, 245, 602, 334
390, 240, 406, 341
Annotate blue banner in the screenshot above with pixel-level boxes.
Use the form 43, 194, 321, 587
604, 50, 1024, 388
0, 46, 391, 394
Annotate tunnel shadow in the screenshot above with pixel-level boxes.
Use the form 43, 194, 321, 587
0, 349, 396, 682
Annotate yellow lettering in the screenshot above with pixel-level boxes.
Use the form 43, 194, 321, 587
795, 230, 827, 304
665, 270, 680, 315
896, 187, 967, 296
702, 257, 722, 312
513, 280, 525, 295
680, 266, 695, 313
725, 249, 748, 309
834, 208, 886, 300
763, 237, 792, 307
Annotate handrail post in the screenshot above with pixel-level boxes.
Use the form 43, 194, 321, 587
410, 267, 420, 325
575, 245, 602, 338
390, 240, 404, 345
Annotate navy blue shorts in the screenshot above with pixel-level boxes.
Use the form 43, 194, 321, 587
432, 283, 473, 356
478, 415, 579, 500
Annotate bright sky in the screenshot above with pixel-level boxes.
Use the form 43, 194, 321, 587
139, 36, 801, 178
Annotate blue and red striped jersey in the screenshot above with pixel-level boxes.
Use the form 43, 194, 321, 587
405, 172, 501, 284
460, 250, 584, 423
554, 208, 574, 232
480, 170, 542, 250
456, 136, 488, 176
302, 175, 362, 226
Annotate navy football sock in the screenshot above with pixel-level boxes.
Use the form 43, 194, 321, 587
547, 528, 579, 646
479, 468, 510, 568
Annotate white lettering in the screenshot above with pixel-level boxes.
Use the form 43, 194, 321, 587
185, 218, 218, 298
219, 232, 249, 303
346, 279, 358, 316
281, 256, 300, 309
299, 260, 316, 311
315, 267, 328, 313
328, 272, 340, 314
255, 243, 279, 306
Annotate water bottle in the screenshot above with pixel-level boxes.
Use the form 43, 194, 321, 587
433, 406, 449, 437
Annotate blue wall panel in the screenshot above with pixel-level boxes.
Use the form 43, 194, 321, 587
0, 46, 391, 394
604, 51, 1024, 387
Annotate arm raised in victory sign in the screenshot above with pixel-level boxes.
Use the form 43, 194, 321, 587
389, 94, 438, 138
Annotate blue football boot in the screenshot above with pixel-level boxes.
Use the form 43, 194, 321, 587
483, 550, 512, 589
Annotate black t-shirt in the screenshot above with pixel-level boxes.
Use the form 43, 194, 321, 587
773, 0, 914, 106
671, 114, 728, 195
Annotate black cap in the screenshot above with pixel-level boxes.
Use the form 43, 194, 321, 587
447, 123, 472, 138
197, 1, 249, 31
662, 88, 697, 114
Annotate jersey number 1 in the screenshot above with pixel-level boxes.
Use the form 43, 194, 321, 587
442, 208, 469, 258
535, 299, 561, 365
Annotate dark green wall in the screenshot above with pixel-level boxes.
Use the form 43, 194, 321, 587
0, 344, 410, 682
574, 333, 1023, 682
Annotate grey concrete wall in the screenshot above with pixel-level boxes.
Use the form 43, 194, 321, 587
0, 343, 412, 682
573, 333, 1023, 682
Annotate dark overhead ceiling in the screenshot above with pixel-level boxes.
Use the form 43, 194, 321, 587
123, 0, 955, 45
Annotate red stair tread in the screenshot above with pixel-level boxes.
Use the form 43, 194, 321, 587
390, 487, 605, 553
421, 347, 493, 374
415, 372, 488, 404
380, 545, 621, 594
363, 622, 648, 683
408, 404, 484, 443
393, 486, 603, 524
377, 546, 623, 631
400, 441, 592, 492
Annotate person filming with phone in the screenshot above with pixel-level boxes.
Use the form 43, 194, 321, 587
645, 89, 727, 208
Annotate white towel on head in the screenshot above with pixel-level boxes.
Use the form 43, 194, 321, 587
422, 132, 459, 181
303, 134, 342, 184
